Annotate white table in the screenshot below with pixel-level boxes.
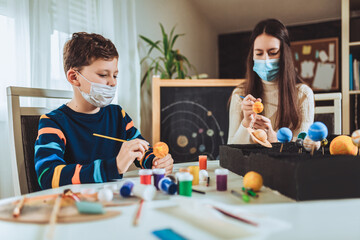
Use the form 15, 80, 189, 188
0, 161, 359, 240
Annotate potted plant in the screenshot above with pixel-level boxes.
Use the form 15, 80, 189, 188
139, 23, 197, 88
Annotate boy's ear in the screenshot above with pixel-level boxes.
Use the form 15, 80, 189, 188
67, 69, 80, 87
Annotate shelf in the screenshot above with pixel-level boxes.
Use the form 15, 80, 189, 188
350, 90, 360, 94
350, 41, 360, 46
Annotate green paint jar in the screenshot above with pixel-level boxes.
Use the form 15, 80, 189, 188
178, 172, 193, 197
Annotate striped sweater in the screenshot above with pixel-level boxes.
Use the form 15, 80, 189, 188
34, 104, 155, 190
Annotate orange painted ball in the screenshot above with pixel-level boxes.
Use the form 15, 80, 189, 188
330, 135, 358, 156
243, 171, 263, 192
153, 142, 169, 158
252, 102, 264, 114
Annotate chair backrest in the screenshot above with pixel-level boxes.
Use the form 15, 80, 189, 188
7, 86, 72, 195
314, 92, 342, 135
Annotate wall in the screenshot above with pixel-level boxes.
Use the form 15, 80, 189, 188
135, 0, 218, 142
218, 20, 342, 79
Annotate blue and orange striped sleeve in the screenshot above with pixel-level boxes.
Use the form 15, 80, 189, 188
34, 114, 120, 189
121, 109, 155, 169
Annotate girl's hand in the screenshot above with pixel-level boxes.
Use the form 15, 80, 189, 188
152, 154, 174, 175
241, 94, 262, 128
252, 115, 277, 142
116, 139, 149, 174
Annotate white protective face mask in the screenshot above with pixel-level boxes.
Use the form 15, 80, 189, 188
76, 71, 116, 108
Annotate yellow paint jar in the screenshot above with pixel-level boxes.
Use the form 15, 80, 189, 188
187, 166, 199, 185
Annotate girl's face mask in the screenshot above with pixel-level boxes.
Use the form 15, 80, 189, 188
253, 58, 280, 82
76, 71, 116, 108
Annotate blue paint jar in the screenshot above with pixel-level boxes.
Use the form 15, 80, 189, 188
158, 177, 177, 195
120, 180, 134, 197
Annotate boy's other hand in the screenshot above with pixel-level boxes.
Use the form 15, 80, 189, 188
152, 154, 173, 175
116, 139, 149, 174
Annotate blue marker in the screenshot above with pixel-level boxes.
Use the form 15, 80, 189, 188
239, 95, 245, 99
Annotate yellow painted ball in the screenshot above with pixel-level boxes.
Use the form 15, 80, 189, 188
330, 135, 358, 156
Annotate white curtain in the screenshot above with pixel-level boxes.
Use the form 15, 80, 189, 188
0, 0, 141, 198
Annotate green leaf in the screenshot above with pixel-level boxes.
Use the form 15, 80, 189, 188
139, 35, 163, 54
160, 23, 169, 57
170, 33, 184, 50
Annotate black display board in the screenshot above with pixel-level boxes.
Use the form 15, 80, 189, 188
152, 78, 244, 163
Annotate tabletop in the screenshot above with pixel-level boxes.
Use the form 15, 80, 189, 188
0, 160, 359, 240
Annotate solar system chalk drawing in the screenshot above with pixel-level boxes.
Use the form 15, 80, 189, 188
160, 85, 232, 162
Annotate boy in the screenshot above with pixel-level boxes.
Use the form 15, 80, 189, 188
34, 32, 173, 190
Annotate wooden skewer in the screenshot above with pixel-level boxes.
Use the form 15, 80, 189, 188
280, 143, 284, 153
45, 195, 62, 240
133, 200, 144, 226
93, 133, 127, 143
13, 197, 26, 218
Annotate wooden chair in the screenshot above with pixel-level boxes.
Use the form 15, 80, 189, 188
7, 86, 72, 195
314, 92, 342, 135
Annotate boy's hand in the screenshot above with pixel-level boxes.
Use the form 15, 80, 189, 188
152, 154, 173, 175
116, 139, 149, 174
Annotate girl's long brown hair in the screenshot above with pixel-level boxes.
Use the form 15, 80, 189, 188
245, 19, 303, 131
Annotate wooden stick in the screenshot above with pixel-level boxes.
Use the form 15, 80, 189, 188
45, 195, 62, 240
280, 143, 284, 153
133, 200, 144, 226
311, 145, 315, 156
93, 133, 127, 143
13, 196, 26, 218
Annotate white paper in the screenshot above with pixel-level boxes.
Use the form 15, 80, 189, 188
319, 50, 329, 62
312, 62, 335, 90
300, 60, 315, 78
329, 43, 335, 62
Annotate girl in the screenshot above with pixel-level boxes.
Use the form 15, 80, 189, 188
228, 19, 314, 144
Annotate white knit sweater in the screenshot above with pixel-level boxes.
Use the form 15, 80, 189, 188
227, 80, 315, 144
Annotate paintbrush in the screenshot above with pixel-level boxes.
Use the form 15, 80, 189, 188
45, 195, 62, 240
133, 200, 144, 226
93, 133, 127, 142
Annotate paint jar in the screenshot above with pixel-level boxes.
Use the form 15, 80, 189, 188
152, 168, 165, 190
132, 184, 156, 201
139, 169, 153, 185
120, 180, 134, 197
215, 168, 229, 191
188, 166, 199, 185
158, 177, 177, 195
178, 172, 193, 197
199, 155, 207, 170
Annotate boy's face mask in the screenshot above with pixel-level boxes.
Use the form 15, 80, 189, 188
76, 71, 116, 108
253, 58, 280, 82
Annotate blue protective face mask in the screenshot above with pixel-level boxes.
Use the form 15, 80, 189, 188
253, 58, 280, 82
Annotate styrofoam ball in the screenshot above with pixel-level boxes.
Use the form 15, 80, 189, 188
308, 122, 328, 142
303, 136, 320, 152
351, 130, 360, 147
98, 188, 114, 202
277, 127, 293, 143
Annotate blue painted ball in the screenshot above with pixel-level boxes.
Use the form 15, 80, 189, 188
308, 122, 328, 142
277, 127, 293, 143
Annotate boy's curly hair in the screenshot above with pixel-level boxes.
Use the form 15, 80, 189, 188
63, 32, 119, 73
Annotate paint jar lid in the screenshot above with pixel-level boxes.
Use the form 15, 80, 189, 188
139, 169, 153, 175
152, 168, 165, 175
120, 180, 134, 197
199, 155, 207, 160
132, 184, 156, 201
178, 172, 193, 181
199, 170, 209, 181
215, 168, 229, 175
